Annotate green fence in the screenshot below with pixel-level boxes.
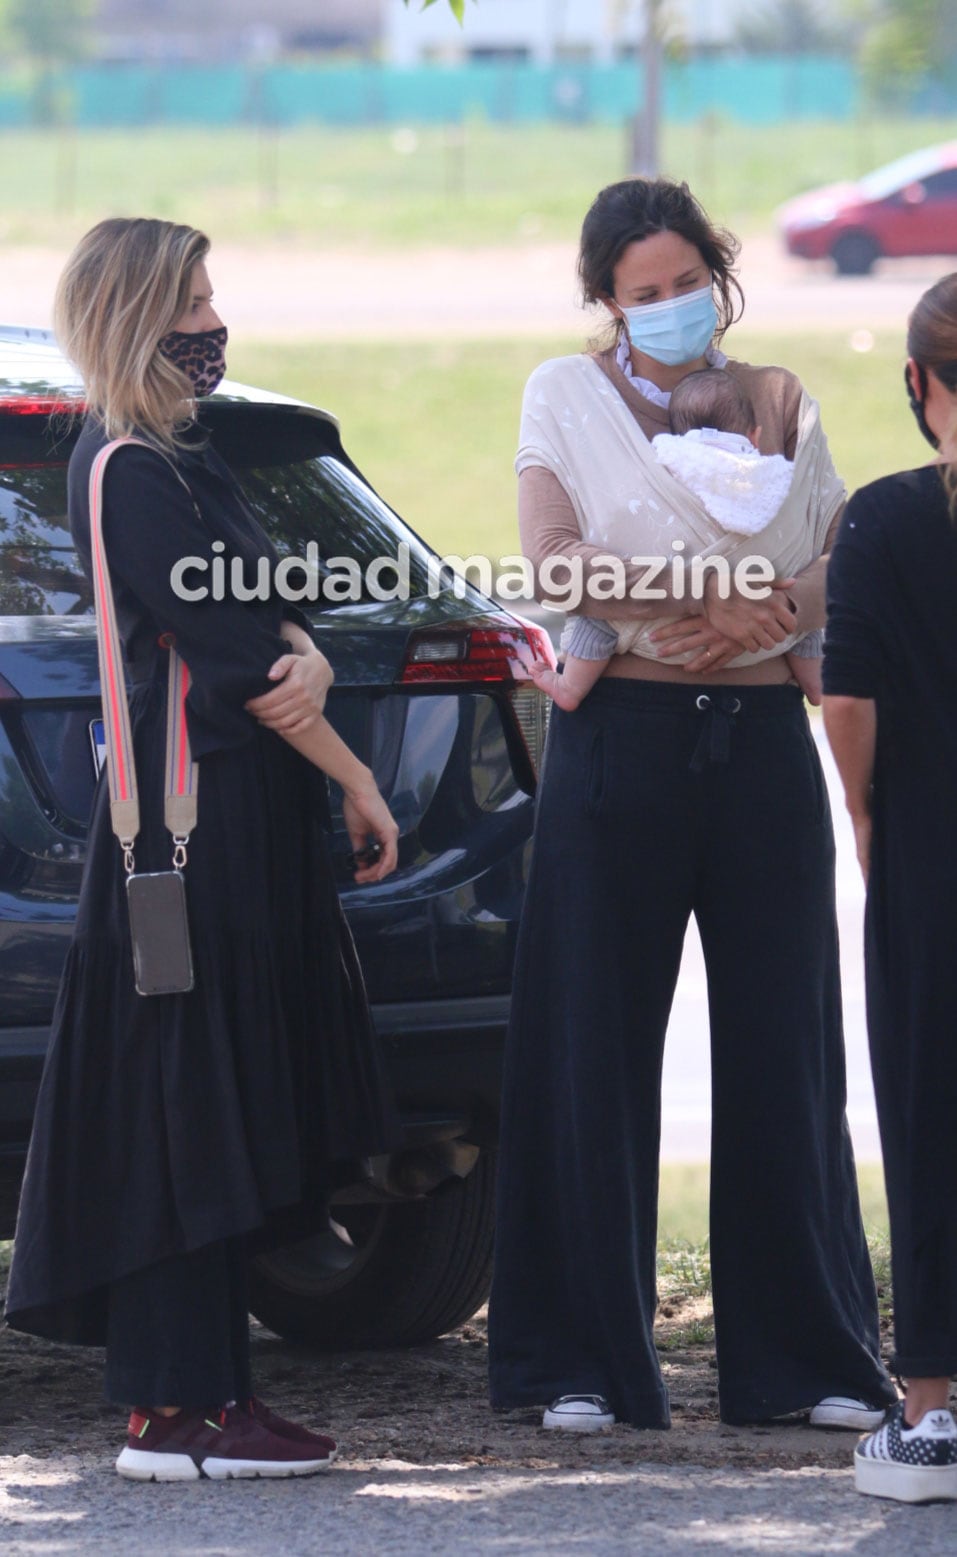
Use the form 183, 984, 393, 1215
0, 57, 867, 131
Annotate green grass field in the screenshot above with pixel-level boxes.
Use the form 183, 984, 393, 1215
657, 1162, 890, 1310
229, 330, 929, 562
4, 115, 957, 247
659, 1164, 890, 1307
657, 1162, 889, 1248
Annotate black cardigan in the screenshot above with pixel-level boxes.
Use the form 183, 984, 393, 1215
69, 417, 311, 760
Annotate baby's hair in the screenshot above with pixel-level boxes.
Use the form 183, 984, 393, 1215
668, 369, 755, 438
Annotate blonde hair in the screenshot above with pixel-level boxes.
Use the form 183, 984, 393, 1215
54, 217, 210, 450
906, 272, 957, 523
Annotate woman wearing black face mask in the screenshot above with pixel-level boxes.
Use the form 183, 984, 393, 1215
487, 177, 896, 1435
5, 218, 400, 1481
824, 275, 957, 1503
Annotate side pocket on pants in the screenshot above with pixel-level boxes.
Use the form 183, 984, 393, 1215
585, 726, 607, 819
800, 722, 828, 827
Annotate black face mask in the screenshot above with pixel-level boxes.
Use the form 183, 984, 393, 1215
905, 363, 940, 450
158, 325, 228, 398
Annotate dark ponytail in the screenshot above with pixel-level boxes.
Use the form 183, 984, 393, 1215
907, 273, 957, 522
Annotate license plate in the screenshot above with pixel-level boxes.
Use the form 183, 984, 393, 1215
89, 718, 106, 776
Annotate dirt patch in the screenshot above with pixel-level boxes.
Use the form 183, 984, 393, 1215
0, 1280, 895, 1473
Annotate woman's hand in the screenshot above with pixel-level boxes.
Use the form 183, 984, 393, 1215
650, 617, 744, 673
701, 576, 798, 654
342, 780, 400, 884
822, 695, 876, 888
276, 714, 398, 885
246, 646, 335, 735
851, 812, 872, 885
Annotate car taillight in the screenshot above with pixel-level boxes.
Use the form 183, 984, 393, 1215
511, 683, 550, 775
0, 397, 83, 416
398, 612, 556, 776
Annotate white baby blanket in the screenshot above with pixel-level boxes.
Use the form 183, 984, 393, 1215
651, 429, 795, 537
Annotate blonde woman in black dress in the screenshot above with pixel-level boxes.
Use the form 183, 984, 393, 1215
6, 219, 399, 1481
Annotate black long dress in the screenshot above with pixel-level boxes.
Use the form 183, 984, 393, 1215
5, 420, 396, 1345
824, 463, 957, 1379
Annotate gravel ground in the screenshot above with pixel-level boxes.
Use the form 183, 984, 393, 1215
3, 1288, 956, 1554
4, 1456, 957, 1557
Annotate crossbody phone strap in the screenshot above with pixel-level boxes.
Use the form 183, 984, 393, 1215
88, 437, 199, 874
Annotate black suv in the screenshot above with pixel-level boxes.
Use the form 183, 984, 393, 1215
0, 326, 550, 1348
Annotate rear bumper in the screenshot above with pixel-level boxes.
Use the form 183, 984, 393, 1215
375, 993, 508, 1148
0, 995, 509, 1235
783, 228, 832, 259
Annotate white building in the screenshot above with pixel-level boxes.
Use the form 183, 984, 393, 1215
95, 0, 382, 61
384, 0, 761, 66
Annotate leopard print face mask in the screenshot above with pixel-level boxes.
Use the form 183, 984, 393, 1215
158, 325, 228, 397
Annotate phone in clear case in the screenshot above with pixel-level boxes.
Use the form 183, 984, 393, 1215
126, 870, 194, 996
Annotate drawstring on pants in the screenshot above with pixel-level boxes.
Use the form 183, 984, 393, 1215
689, 693, 743, 772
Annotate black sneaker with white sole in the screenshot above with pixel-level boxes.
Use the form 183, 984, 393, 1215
809, 1395, 886, 1431
542, 1395, 615, 1432
855, 1402, 957, 1503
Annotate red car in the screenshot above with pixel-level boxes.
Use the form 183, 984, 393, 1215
777, 141, 957, 275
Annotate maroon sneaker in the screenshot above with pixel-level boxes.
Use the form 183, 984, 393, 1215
247, 1397, 338, 1457
116, 1405, 336, 1481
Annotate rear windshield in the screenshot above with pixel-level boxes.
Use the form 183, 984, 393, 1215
0, 406, 436, 615
857, 147, 945, 200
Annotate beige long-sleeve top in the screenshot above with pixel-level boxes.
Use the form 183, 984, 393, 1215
518, 348, 841, 681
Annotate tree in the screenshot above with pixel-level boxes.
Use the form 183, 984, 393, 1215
849, 0, 957, 104
735, 0, 853, 55
610, 1, 685, 177
402, 0, 473, 21
2, 0, 95, 64
0, 0, 94, 181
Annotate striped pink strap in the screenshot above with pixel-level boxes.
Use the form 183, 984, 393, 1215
88, 438, 198, 864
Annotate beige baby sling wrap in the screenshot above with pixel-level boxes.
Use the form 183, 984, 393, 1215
516, 354, 844, 668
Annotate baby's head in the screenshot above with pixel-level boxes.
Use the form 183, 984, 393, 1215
668, 369, 758, 446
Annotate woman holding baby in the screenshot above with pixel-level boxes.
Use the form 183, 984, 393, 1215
487, 177, 895, 1433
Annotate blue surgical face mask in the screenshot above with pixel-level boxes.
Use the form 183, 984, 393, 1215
619, 284, 718, 368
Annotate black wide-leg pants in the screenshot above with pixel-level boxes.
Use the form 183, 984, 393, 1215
104, 1238, 252, 1408
488, 679, 895, 1428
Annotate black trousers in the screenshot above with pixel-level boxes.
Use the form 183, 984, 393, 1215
104, 1238, 252, 1408
487, 679, 895, 1428
865, 788, 957, 1379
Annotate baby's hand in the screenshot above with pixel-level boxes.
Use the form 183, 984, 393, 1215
787, 654, 822, 707
524, 657, 584, 711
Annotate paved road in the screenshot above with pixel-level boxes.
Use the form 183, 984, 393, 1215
3, 1455, 957, 1555
5, 235, 950, 341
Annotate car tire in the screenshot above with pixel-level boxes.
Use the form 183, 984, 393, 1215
831, 232, 880, 276
248, 1149, 496, 1348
